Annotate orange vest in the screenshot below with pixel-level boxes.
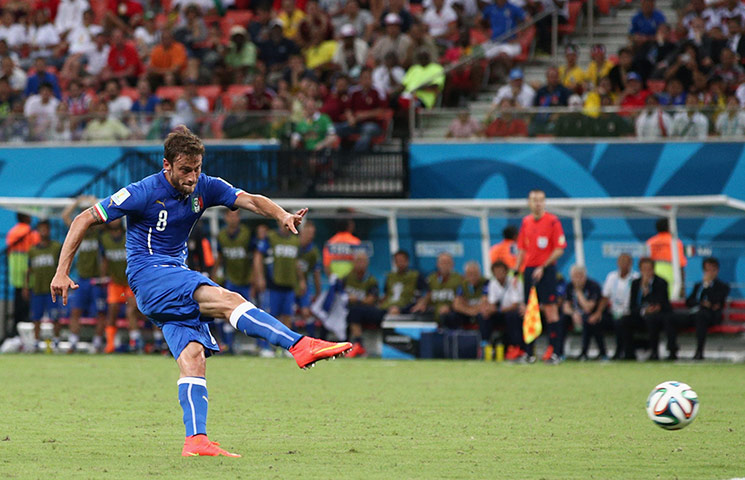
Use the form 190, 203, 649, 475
6, 223, 39, 253
646, 232, 687, 267
489, 239, 517, 270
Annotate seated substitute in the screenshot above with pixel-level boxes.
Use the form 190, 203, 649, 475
481, 261, 526, 360
593, 253, 638, 360
379, 249, 426, 315
622, 257, 674, 361
563, 265, 606, 361
345, 251, 383, 358
448, 261, 488, 330
671, 257, 730, 360
412, 252, 463, 325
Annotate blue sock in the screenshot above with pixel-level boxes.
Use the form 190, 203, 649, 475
178, 377, 208, 437
229, 302, 302, 350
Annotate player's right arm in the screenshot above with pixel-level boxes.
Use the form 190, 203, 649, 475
50, 206, 104, 305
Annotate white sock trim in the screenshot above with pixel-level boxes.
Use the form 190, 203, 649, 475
187, 383, 197, 436
229, 301, 256, 329
177, 376, 207, 387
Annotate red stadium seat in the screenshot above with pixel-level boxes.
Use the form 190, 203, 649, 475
221, 85, 254, 110
596, 0, 612, 15
121, 87, 138, 101
197, 85, 222, 111
514, 25, 536, 63
647, 79, 665, 94
221, 10, 253, 38
156, 86, 185, 103
558, 1, 583, 36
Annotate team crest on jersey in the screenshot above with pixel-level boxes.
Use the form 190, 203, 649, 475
191, 195, 203, 213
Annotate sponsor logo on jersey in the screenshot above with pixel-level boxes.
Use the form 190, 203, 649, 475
155, 200, 165, 207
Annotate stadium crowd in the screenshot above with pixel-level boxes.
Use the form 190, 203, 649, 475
4, 193, 732, 363
0, 0, 744, 144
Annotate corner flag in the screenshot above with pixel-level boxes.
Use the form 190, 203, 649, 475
523, 286, 541, 344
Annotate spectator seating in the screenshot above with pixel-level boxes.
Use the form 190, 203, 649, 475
197, 85, 222, 110
221, 10, 254, 38
155, 86, 185, 103
558, 1, 584, 37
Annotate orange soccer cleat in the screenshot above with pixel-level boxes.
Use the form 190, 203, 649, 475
505, 345, 525, 361
181, 434, 241, 457
289, 336, 353, 369
345, 342, 367, 358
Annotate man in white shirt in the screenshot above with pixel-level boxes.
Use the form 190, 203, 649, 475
372, 51, 405, 99
24, 82, 60, 141
482, 261, 527, 361
671, 95, 709, 139
422, 0, 458, 41
68, 9, 103, 56
715, 95, 745, 136
591, 253, 639, 359
635, 94, 672, 139
103, 79, 133, 120
172, 79, 209, 132
1, 56, 27, 94
491, 68, 535, 108
29, 10, 61, 61
85, 31, 110, 77
55, 0, 90, 38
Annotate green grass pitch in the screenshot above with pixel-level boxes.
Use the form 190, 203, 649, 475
0, 356, 743, 480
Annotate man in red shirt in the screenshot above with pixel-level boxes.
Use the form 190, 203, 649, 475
104, 28, 142, 86
515, 189, 567, 363
104, 0, 144, 33
619, 72, 649, 113
321, 73, 352, 125
245, 74, 276, 111
347, 67, 387, 151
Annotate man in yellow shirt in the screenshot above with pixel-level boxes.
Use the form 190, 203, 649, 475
304, 29, 338, 70
278, 0, 305, 41
558, 44, 585, 91
585, 44, 615, 87
402, 49, 445, 109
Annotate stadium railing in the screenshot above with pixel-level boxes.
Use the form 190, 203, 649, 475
65, 142, 409, 200
413, 106, 745, 140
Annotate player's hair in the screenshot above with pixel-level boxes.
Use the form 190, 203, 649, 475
639, 257, 655, 269
528, 189, 545, 197
163, 126, 205, 164
702, 257, 720, 269
17, 213, 31, 224
491, 260, 507, 271
37, 219, 50, 229
393, 249, 409, 259
655, 218, 669, 233
502, 225, 518, 240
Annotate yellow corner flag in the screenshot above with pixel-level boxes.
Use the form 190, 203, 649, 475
523, 286, 542, 344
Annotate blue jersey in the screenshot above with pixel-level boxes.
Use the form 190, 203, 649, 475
93, 170, 243, 276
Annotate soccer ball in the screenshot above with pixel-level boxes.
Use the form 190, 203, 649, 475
646, 381, 699, 430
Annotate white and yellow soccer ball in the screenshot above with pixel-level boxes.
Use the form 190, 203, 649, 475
646, 381, 699, 430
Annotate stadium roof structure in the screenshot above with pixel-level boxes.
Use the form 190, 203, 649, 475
2, 195, 744, 299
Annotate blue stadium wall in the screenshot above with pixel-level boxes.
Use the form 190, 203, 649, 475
2, 141, 745, 297
406, 141, 745, 296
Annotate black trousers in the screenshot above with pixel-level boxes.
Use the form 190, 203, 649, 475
621, 311, 675, 359
670, 309, 720, 354
9, 287, 30, 337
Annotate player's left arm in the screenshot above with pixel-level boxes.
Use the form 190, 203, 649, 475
233, 193, 307, 235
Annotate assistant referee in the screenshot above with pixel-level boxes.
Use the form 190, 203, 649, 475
514, 189, 567, 364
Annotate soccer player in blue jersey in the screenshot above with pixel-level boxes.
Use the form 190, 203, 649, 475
50, 127, 352, 457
